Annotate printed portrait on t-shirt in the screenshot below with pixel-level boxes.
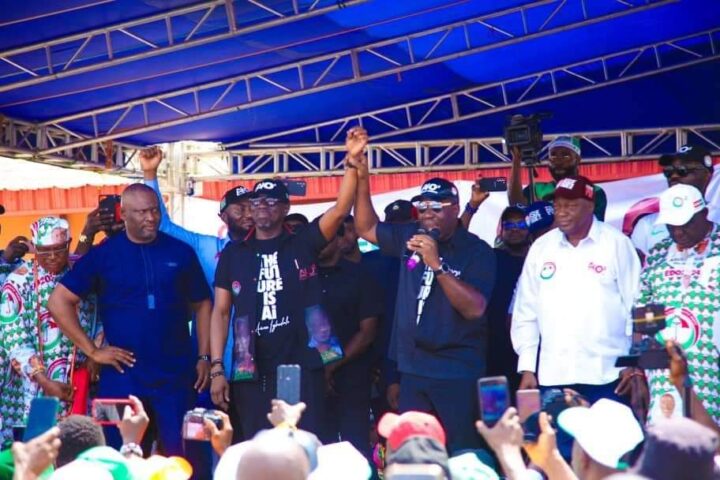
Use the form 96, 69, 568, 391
305, 305, 343, 365
232, 315, 256, 381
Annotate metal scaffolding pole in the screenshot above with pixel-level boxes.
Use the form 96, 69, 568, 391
0, 0, 367, 92
36, 0, 675, 156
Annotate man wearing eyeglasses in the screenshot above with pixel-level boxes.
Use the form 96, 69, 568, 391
508, 136, 608, 220
0, 218, 97, 447
354, 171, 496, 453
631, 145, 718, 257
209, 127, 366, 439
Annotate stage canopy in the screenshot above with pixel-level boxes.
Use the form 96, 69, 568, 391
0, 0, 718, 170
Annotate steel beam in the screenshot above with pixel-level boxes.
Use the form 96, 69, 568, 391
185, 124, 720, 177
228, 28, 720, 147
37, 0, 674, 155
0, 0, 367, 92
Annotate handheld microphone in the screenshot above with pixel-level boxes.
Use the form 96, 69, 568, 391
406, 228, 439, 270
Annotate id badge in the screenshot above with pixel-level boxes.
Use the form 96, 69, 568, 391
305, 305, 343, 365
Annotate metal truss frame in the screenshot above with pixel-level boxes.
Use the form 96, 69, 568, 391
229, 28, 720, 146
186, 124, 720, 178
37, 0, 674, 156
0, 0, 366, 93
0, 115, 142, 169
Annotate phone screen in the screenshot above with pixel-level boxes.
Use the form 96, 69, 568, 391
23, 397, 59, 442
91, 399, 134, 425
277, 364, 301, 405
516, 389, 541, 423
478, 376, 509, 427
479, 177, 508, 192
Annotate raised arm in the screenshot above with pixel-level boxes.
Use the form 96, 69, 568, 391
507, 148, 529, 206
353, 139, 380, 246
317, 128, 365, 241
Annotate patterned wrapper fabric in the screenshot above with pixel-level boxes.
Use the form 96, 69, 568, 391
0, 260, 98, 447
638, 226, 720, 425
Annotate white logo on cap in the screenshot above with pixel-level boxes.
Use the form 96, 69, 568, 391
235, 188, 247, 196
557, 178, 577, 189
256, 181, 276, 191
678, 146, 693, 153
422, 183, 442, 193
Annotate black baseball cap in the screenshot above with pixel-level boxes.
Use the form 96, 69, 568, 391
249, 179, 290, 203
384, 200, 414, 223
659, 144, 713, 171
410, 178, 459, 203
219, 186, 251, 213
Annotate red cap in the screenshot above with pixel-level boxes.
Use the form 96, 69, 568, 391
377, 411, 446, 451
553, 175, 595, 202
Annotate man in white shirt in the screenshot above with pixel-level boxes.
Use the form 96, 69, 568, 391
632, 145, 717, 257
512, 175, 641, 398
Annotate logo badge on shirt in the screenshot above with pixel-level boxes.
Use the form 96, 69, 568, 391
588, 262, 607, 274
232, 281, 241, 296
655, 307, 701, 351
540, 261, 556, 280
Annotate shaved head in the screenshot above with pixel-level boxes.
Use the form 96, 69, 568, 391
121, 183, 160, 243
236, 436, 309, 480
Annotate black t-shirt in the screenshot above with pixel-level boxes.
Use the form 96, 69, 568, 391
215, 221, 328, 377
485, 249, 525, 391
376, 222, 496, 380
318, 259, 383, 381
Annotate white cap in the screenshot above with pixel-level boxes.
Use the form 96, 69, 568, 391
558, 399, 644, 469
655, 184, 706, 226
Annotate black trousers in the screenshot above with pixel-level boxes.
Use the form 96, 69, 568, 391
229, 368, 326, 440
321, 373, 372, 457
399, 373, 483, 454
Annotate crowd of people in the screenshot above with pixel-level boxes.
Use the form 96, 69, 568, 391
0, 126, 718, 480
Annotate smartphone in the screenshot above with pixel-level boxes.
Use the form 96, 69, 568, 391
477, 376, 509, 428
98, 194, 122, 223
23, 397, 59, 442
385, 463, 444, 479
516, 389, 541, 423
277, 364, 301, 405
91, 398, 134, 425
283, 180, 307, 197
479, 176, 508, 192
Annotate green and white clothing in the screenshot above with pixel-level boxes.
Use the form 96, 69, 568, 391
0, 260, 97, 447
0, 256, 22, 442
637, 224, 720, 424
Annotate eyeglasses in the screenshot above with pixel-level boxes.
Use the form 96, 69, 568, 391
249, 197, 282, 208
502, 221, 528, 231
662, 165, 707, 178
412, 201, 453, 213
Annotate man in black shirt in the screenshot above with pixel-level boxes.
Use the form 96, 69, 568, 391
354, 165, 496, 453
209, 127, 367, 438
316, 222, 381, 456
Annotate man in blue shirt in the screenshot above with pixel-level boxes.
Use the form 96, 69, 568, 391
354, 169, 496, 453
49, 184, 212, 457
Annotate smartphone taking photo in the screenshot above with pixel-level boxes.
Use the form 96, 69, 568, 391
277, 364, 301, 405
477, 376, 509, 428
91, 398, 134, 426
24, 397, 59, 442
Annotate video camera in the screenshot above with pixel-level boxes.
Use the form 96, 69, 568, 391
616, 304, 669, 370
503, 113, 551, 165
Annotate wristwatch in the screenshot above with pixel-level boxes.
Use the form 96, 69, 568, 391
433, 262, 451, 277
78, 234, 89, 244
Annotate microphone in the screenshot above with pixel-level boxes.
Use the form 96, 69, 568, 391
406, 228, 439, 270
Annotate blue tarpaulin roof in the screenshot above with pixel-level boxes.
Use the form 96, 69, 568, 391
0, 0, 718, 151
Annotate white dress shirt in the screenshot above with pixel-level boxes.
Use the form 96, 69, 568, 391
511, 219, 641, 386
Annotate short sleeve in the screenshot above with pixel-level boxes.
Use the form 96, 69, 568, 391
458, 241, 496, 300
376, 222, 415, 258
214, 243, 234, 292
185, 248, 211, 303
297, 219, 329, 255
61, 248, 100, 298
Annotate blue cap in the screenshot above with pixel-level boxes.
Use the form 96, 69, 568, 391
525, 201, 555, 233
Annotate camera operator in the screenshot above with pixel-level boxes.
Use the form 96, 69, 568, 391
508, 136, 608, 220
511, 176, 640, 458
635, 184, 720, 427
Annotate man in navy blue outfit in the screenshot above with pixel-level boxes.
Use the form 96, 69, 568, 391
49, 183, 212, 457
354, 167, 496, 453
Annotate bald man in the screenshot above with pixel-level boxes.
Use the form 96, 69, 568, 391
49, 183, 212, 457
